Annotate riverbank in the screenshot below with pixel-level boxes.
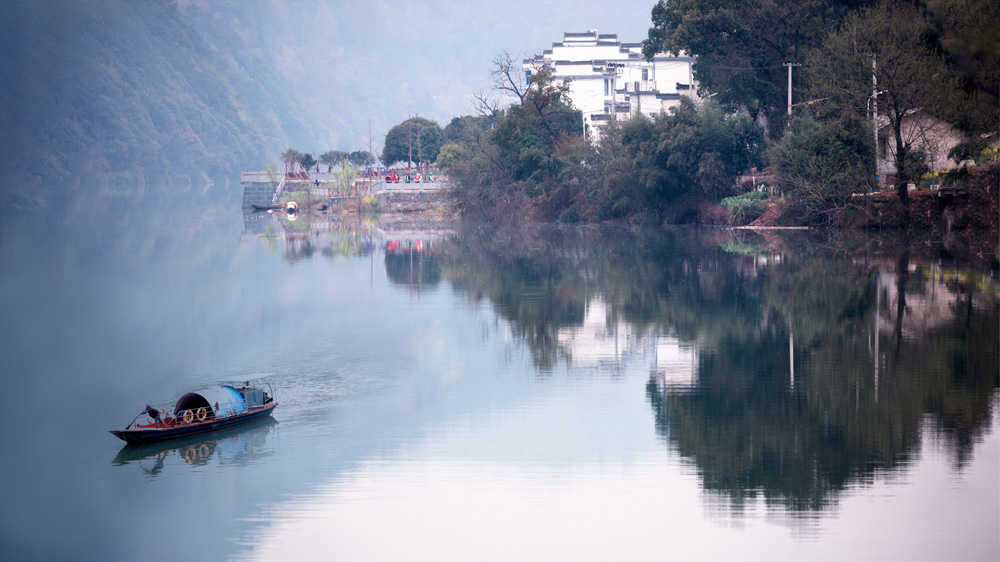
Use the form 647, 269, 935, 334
683, 166, 999, 266
258, 166, 997, 267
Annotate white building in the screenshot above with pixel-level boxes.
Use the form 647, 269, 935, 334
875, 110, 998, 182
523, 30, 697, 137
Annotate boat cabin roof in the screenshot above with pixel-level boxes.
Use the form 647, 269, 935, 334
174, 385, 248, 417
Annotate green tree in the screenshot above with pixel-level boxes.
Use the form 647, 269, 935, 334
924, 0, 1000, 137
421, 128, 443, 163
280, 148, 317, 172
331, 165, 357, 196
435, 142, 466, 170
767, 112, 871, 225
347, 150, 374, 167
449, 61, 583, 220
319, 150, 348, 172
811, 0, 958, 210
299, 152, 316, 171
264, 160, 280, 185
642, 0, 856, 136
382, 117, 442, 166
590, 98, 764, 218
281, 148, 303, 169
443, 115, 491, 144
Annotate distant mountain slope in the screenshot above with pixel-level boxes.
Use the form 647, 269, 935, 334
0, 0, 323, 209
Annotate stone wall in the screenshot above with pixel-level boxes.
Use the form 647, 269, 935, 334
243, 181, 276, 208
375, 189, 455, 213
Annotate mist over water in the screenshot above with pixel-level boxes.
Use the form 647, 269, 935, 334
3, 1, 997, 559
1, 178, 997, 560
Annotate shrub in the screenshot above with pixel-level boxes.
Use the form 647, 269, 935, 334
720, 191, 769, 223
767, 113, 870, 226
362, 194, 378, 212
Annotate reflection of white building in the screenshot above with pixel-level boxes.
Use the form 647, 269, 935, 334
523, 30, 697, 138
555, 297, 699, 387
875, 264, 997, 337
652, 336, 698, 390
556, 297, 641, 370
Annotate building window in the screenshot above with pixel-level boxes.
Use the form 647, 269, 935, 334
604, 79, 610, 96
525, 70, 531, 86
642, 68, 648, 81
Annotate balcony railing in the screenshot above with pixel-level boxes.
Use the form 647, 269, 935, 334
625, 80, 658, 93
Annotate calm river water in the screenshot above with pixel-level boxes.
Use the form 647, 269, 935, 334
1, 192, 998, 561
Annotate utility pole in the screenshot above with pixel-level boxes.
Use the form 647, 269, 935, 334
867, 54, 887, 226
407, 115, 413, 169
687, 56, 693, 93
605, 62, 624, 121
611, 63, 622, 120
871, 55, 878, 188
867, 90, 885, 224
783, 62, 801, 117
612, 68, 616, 120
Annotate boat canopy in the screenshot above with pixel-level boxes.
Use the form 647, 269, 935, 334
173, 386, 248, 419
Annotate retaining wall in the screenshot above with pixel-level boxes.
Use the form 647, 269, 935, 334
375, 188, 454, 213
243, 181, 276, 208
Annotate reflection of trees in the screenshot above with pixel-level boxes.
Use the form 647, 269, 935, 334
319, 223, 374, 260
284, 233, 317, 262
385, 250, 442, 288
646, 249, 998, 512
440, 229, 588, 370
441, 225, 998, 511
275, 219, 374, 263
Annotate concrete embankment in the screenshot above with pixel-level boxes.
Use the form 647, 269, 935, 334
242, 170, 457, 215
242, 180, 277, 208
374, 187, 455, 214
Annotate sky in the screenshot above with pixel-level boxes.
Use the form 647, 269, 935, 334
237, 0, 661, 149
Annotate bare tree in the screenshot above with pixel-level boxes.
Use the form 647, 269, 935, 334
472, 88, 503, 120
474, 51, 567, 121
490, 50, 531, 104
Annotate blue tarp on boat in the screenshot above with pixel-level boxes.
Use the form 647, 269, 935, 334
173, 386, 247, 419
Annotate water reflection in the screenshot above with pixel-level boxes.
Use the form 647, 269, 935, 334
112, 417, 277, 477
431, 226, 999, 513
3, 206, 989, 560
231, 217, 998, 546
244, 209, 378, 262
243, 209, 451, 294
385, 239, 442, 288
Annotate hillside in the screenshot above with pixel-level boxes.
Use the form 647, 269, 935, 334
0, 0, 324, 210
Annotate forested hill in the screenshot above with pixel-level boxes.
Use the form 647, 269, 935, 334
0, 0, 326, 210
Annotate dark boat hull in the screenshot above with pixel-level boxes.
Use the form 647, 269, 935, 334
112, 417, 278, 465
110, 402, 278, 445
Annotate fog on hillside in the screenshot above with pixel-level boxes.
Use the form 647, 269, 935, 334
0, 0, 654, 210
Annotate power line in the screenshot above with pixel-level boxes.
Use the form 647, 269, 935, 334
790, 96, 829, 107
702, 62, 802, 71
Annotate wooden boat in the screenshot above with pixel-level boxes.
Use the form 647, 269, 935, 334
110, 381, 278, 445
251, 201, 299, 213
112, 418, 278, 469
